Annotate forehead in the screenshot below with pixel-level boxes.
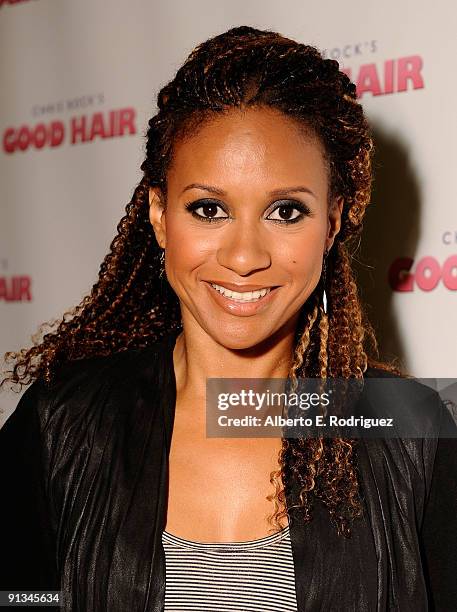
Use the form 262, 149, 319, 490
167, 107, 329, 197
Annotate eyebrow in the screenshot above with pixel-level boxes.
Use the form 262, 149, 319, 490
180, 183, 316, 198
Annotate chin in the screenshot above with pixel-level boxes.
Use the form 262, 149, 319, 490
204, 321, 281, 352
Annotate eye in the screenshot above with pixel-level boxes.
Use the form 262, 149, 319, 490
266, 200, 311, 224
185, 199, 228, 223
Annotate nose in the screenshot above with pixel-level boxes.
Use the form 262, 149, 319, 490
216, 221, 272, 276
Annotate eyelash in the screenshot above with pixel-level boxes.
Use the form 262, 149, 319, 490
184, 199, 311, 225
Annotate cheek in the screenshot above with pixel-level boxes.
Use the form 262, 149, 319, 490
276, 229, 325, 276
164, 215, 207, 274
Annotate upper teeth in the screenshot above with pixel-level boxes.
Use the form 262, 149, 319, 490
210, 283, 271, 301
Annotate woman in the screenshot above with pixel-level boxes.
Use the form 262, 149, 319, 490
1, 26, 456, 612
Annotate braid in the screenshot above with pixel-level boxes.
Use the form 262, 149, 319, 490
288, 297, 320, 393
317, 308, 329, 379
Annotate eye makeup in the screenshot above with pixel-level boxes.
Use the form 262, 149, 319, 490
184, 198, 312, 225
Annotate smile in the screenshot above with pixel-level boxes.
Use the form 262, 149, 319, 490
210, 282, 273, 302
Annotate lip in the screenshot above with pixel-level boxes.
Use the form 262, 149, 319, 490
204, 281, 279, 292
203, 281, 280, 317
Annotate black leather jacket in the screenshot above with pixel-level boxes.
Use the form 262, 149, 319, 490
1, 329, 456, 611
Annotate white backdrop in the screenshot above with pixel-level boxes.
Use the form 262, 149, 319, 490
1, 0, 456, 425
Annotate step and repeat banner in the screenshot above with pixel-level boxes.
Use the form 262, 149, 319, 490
1, 0, 456, 424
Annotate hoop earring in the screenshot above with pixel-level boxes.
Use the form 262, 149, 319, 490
322, 248, 329, 315
158, 249, 165, 279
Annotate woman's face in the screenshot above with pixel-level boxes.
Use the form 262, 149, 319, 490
149, 107, 343, 350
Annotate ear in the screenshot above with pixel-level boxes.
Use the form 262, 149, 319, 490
148, 187, 167, 248
326, 195, 344, 252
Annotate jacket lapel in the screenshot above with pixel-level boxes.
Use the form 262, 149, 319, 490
150, 332, 382, 612
285, 456, 379, 611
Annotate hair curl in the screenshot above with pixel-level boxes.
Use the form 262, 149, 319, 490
2, 26, 404, 538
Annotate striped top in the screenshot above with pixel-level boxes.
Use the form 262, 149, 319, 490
162, 524, 298, 611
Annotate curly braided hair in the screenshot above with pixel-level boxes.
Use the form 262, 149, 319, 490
2, 26, 403, 538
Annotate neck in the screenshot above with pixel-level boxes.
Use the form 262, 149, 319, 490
172, 319, 298, 402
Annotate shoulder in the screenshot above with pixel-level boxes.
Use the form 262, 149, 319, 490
361, 366, 457, 498
363, 366, 448, 437
6, 334, 175, 436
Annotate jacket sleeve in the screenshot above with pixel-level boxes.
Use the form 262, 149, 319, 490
0, 380, 59, 592
420, 401, 457, 611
